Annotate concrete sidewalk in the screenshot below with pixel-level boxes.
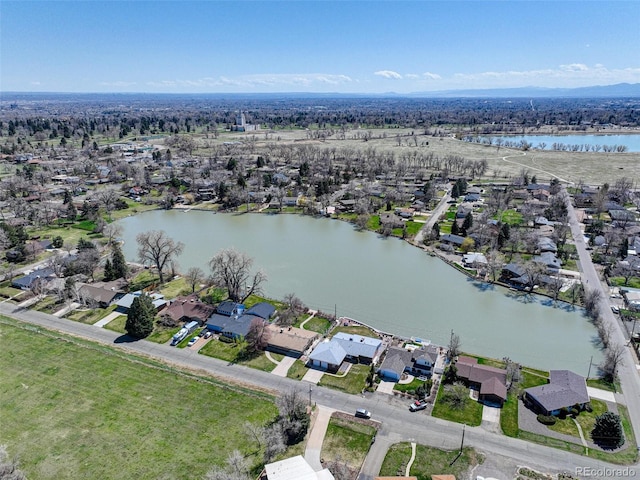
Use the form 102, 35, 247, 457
272, 356, 296, 377
304, 405, 335, 471
94, 311, 122, 328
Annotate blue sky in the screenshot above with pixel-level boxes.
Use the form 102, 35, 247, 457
2, 1, 639, 93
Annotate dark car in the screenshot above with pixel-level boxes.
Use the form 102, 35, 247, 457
355, 409, 371, 419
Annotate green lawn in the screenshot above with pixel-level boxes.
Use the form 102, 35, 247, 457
379, 443, 482, 479
103, 314, 127, 334
198, 337, 277, 372
297, 315, 332, 334
367, 215, 381, 231
431, 383, 483, 426
497, 209, 524, 226
157, 276, 191, 299
609, 277, 640, 289
321, 415, 377, 474
0, 283, 24, 300
146, 323, 181, 344
587, 377, 620, 393
393, 377, 426, 394
286, 359, 310, 380
0, 317, 277, 479
128, 270, 160, 291
65, 305, 117, 325
32, 296, 63, 314
331, 324, 377, 338
318, 364, 370, 395
501, 370, 548, 437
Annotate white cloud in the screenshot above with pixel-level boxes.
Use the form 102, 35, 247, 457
100, 81, 137, 87
374, 70, 402, 79
560, 63, 589, 72
450, 64, 640, 88
422, 72, 442, 80
147, 74, 353, 90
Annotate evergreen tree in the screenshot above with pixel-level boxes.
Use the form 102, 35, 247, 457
111, 242, 128, 279
103, 259, 114, 281
125, 294, 155, 338
462, 212, 473, 233
451, 220, 460, 236
591, 411, 624, 448
451, 183, 460, 198
431, 222, 440, 239
66, 201, 77, 220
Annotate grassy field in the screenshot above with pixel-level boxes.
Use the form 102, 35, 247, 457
65, 305, 118, 325
296, 314, 332, 334
379, 443, 481, 479
0, 317, 278, 479
198, 337, 277, 372
321, 415, 377, 474
431, 383, 483, 426
318, 363, 370, 395
286, 359, 310, 380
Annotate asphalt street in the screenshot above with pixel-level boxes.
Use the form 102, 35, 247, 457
564, 189, 640, 450
1, 300, 638, 479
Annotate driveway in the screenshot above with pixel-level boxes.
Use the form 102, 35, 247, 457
272, 356, 296, 377
376, 380, 396, 395
481, 405, 502, 434
94, 311, 122, 328
302, 368, 325, 384
586, 386, 616, 403
304, 405, 335, 471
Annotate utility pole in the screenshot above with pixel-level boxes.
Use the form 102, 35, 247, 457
308, 384, 313, 407
587, 356, 593, 379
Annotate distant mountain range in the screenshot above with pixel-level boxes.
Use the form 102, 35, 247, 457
406, 83, 640, 98
2, 83, 640, 100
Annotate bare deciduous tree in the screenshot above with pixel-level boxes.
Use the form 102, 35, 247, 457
447, 331, 461, 361
136, 230, 184, 284
209, 248, 266, 303
599, 344, 625, 383
185, 266, 205, 293
103, 222, 123, 245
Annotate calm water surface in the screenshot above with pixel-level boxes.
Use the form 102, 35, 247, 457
118, 211, 602, 374
488, 134, 640, 152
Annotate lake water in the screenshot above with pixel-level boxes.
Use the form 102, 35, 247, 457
118, 211, 603, 374
487, 134, 640, 152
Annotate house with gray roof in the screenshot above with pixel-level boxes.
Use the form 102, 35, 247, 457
308, 341, 347, 372
332, 332, 383, 364
523, 370, 589, 416
308, 332, 382, 372
246, 302, 276, 320
378, 345, 440, 382
11, 267, 56, 290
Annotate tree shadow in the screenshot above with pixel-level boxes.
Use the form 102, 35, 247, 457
505, 291, 536, 304
466, 277, 496, 292
114, 334, 139, 344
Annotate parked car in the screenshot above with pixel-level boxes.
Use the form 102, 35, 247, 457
355, 409, 371, 419
187, 337, 198, 347
611, 306, 620, 314
204, 331, 212, 339
198, 329, 207, 337
409, 400, 428, 412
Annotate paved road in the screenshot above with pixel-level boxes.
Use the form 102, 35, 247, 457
414, 186, 451, 245
564, 189, 640, 448
1, 301, 639, 477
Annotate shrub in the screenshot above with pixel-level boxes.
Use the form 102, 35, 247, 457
537, 414, 557, 425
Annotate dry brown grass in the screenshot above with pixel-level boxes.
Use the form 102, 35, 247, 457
190, 126, 640, 185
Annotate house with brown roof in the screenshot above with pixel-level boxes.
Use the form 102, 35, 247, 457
266, 325, 318, 358
162, 294, 215, 325
455, 356, 507, 406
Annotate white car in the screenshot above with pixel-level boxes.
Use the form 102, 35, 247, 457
187, 337, 198, 347
611, 306, 620, 314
